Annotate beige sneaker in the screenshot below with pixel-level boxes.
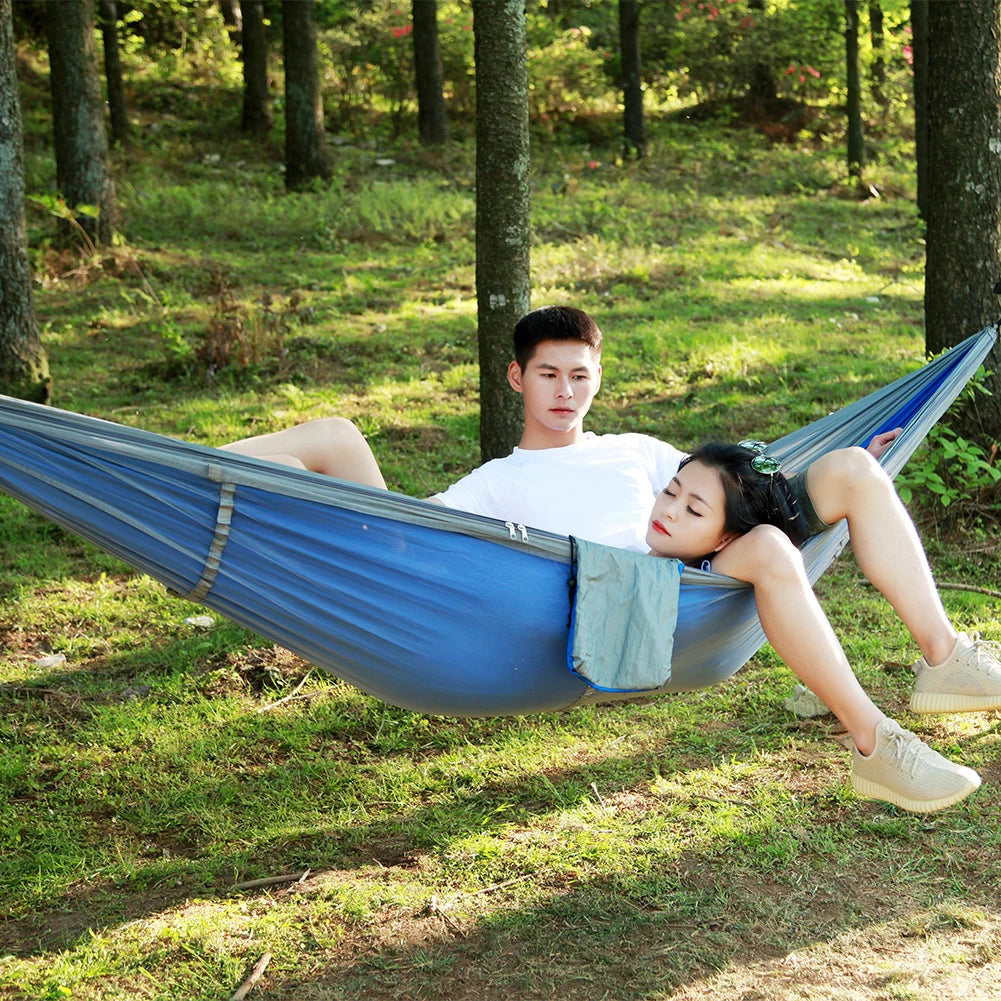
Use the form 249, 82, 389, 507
851, 719, 981, 812
909, 631, 1001, 714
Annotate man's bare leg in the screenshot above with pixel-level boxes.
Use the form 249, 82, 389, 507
806, 448, 957, 666
220, 417, 388, 489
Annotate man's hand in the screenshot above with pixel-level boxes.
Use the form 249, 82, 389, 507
866, 427, 902, 460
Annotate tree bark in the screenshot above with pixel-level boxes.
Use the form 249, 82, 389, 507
473, 0, 531, 461
412, 0, 448, 145
219, 0, 241, 49
0, 0, 51, 402
241, 0, 271, 135
868, 0, 885, 108
45, 0, 120, 244
98, 0, 128, 147
282, 0, 329, 190
845, 0, 864, 181
619, 0, 645, 157
924, 0, 1001, 440
910, 0, 929, 218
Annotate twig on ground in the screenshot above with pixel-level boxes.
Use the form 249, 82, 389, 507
467, 873, 535, 897
257, 670, 314, 712
230, 952, 271, 1001
231, 871, 311, 891
936, 582, 1001, 599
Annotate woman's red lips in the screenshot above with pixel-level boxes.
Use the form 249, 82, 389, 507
651, 520, 669, 535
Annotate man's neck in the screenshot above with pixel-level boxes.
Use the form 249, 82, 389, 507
517, 426, 588, 450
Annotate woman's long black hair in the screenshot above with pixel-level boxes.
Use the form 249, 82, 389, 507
680, 441, 811, 561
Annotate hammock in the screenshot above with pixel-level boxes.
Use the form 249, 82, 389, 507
0, 326, 995, 716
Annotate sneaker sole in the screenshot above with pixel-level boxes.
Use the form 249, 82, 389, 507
909, 691, 1001, 714
851, 771, 981, 812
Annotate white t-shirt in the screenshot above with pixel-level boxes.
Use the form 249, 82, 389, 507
433, 432, 685, 552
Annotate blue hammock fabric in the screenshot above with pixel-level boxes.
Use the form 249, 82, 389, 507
0, 326, 995, 716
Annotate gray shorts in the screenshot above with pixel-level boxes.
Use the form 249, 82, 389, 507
787, 470, 833, 538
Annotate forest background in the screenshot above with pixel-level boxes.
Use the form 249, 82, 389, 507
2, 1, 1001, 999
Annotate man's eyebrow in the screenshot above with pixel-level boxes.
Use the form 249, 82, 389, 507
536, 362, 591, 373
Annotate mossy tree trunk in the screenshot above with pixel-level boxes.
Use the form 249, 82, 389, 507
473, 0, 530, 461
925, 0, 1001, 443
0, 0, 51, 402
45, 0, 119, 245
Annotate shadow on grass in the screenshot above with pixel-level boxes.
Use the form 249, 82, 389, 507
2, 635, 997, 974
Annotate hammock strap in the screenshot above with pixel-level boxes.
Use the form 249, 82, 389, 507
184, 466, 236, 602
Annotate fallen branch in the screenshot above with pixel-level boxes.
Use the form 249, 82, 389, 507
257, 670, 314, 712
231, 871, 310, 891
230, 952, 271, 1001
937, 582, 1001, 599
467, 873, 535, 897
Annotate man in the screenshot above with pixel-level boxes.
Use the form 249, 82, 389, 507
222, 306, 1001, 812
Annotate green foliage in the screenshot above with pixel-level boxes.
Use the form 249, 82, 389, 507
897, 365, 1001, 520
526, 24, 613, 129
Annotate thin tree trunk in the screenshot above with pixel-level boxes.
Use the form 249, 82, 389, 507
241, 0, 271, 134
868, 0, 885, 108
413, 0, 448, 145
0, 0, 51, 402
619, 0, 645, 157
45, 0, 120, 244
473, 0, 531, 460
98, 0, 128, 147
282, 0, 329, 190
911, 0, 929, 218
845, 0, 864, 181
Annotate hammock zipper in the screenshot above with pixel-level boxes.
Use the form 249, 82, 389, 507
505, 521, 529, 543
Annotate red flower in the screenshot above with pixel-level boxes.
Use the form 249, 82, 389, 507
391, 24, 412, 38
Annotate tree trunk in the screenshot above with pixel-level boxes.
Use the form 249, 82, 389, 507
219, 0, 241, 49
619, 0, 645, 158
412, 0, 448, 145
45, 0, 119, 245
282, 0, 329, 191
924, 0, 1001, 443
911, 0, 929, 218
868, 0, 885, 108
98, 0, 129, 147
745, 0, 777, 115
241, 0, 271, 134
0, 0, 51, 402
845, 0, 864, 181
473, 0, 530, 461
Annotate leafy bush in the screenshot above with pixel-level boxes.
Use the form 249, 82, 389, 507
897, 365, 1001, 524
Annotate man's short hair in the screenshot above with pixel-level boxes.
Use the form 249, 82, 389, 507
512, 306, 603, 370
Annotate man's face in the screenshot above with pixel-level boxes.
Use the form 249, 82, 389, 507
507, 340, 602, 446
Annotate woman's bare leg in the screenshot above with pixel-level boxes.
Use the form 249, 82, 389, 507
712, 525, 886, 754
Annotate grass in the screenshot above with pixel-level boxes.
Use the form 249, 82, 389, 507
2, 66, 1001, 1001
